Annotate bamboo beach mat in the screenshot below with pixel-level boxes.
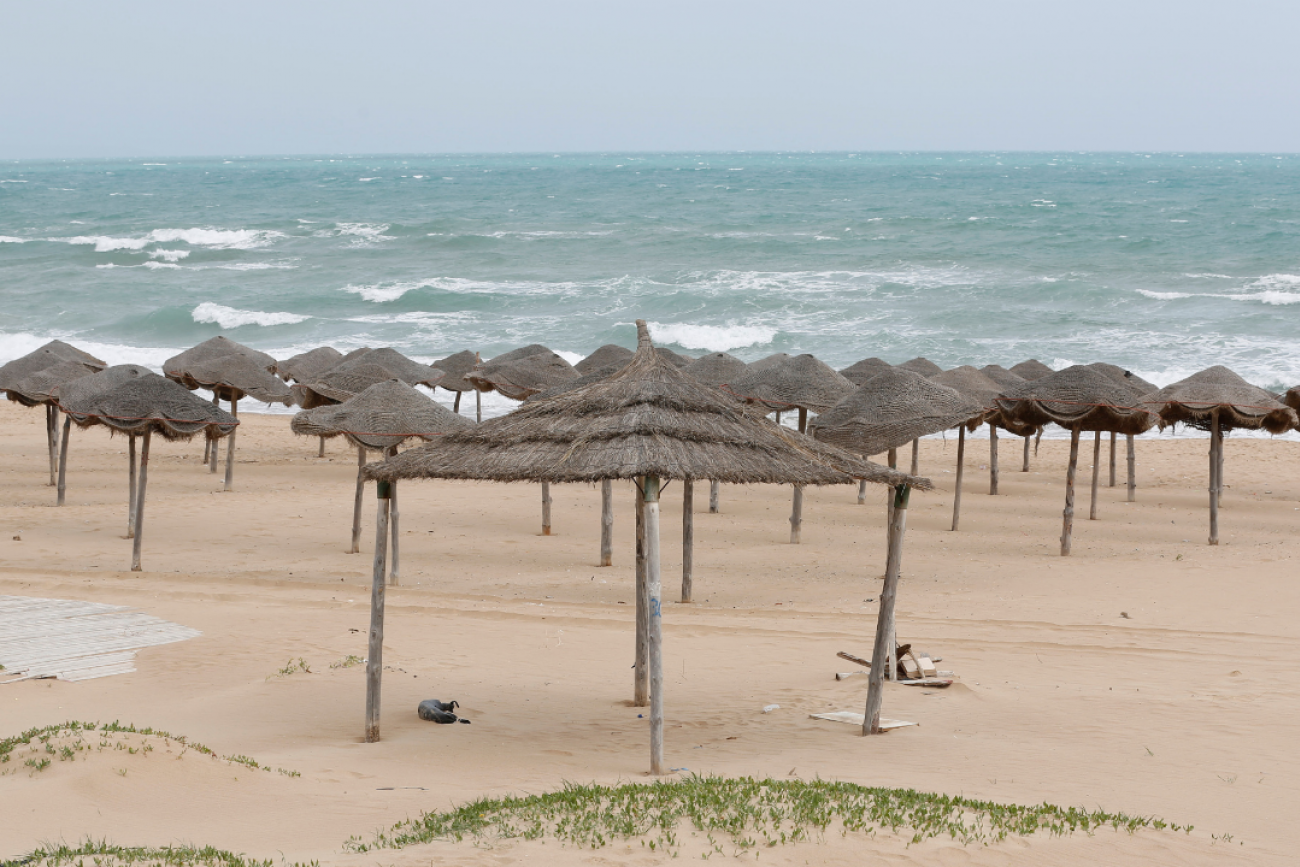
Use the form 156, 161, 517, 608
0, 595, 200, 683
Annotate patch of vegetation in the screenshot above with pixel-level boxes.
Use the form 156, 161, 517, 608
8, 840, 320, 867
270, 658, 312, 679
0, 722, 298, 779
329, 655, 364, 670
344, 776, 1192, 855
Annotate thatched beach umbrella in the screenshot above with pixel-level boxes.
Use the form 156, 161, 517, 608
8, 362, 99, 505
723, 355, 856, 543
839, 357, 893, 387
53, 366, 153, 531
364, 321, 929, 760
1087, 363, 1158, 498
0, 340, 106, 486
897, 357, 942, 378
290, 348, 446, 409
1141, 366, 1297, 545
292, 379, 473, 568
576, 344, 634, 375
979, 365, 1035, 472
164, 349, 293, 491
928, 366, 1012, 529
996, 366, 1157, 555
1010, 358, 1054, 381
431, 350, 482, 418
654, 347, 695, 369
1286, 385, 1300, 413
60, 372, 237, 571
681, 352, 749, 514
277, 347, 346, 456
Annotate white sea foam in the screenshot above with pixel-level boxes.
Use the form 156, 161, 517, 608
192, 303, 309, 328
555, 350, 585, 366
211, 262, 298, 271
647, 322, 777, 352
142, 261, 181, 270
149, 249, 190, 262
63, 227, 284, 253
0, 236, 26, 244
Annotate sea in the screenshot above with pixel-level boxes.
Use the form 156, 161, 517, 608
2, 152, 1298, 429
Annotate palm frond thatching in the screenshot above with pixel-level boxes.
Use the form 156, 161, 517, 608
0, 341, 106, 406
60, 371, 238, 441
5, 361, 99, 405
928, 366, 1005, 412
1009, 358, 1055, 381
1142, 366, 1297, 434
291, 379, 473, 450
365, 321, 930, 489
995, 365, 1157, 435
291, 349, 446, 408
1086, 362, 1158, 396
809, 368, 985, 455
897, 357, 942, 377
278, 347, 344, 383
978, 364, 1026, 390
681, 352, 748, 388
467, 348, 578, 400
164, 336, 277, 379
431, 350, 482, 392
654, 347, 695, 369
525, 363, 624, 403
170, 352, 294, 405
723, 354, 856, 413
1286, 385, 1299, 413
839, 357, 892, 386
575, 344, 634, 375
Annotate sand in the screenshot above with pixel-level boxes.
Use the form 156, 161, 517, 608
1, 400, 1297, 864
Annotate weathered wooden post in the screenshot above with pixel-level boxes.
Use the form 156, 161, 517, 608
453, 391, 462, 414
365, 479, 392, 743
318, 436, 326, 458
599, 479, 613, 566
709, 480, 720, 513
1108, 431, 1117, 487
46, 404, 59, 486
56, 415, 71, 506
1089, 430, 1102, 520
223, 398, 238, 492
951, 424, 966, 531
1060, 426, 1081, 556
1126, 434, 1136, 502
988, 423, 999, 494
127, 435, 138, 538
130, 429, 152, 572
910, 438, 919, 475
350, 446, 366, 554
790, 407, 807, 544
541, 482, 552, 535
1216, 433, 1225, 508
1022, 435, 1031, 472
1209, 410, 1221, 545
857, 476, 867, 504
208, 395, 220, 474
387, 446, 400, 586
681, 479, 694, 602
643, 474, 666, 774
475, 389, 482, 423
634, 478, 648, 706
864, 484, 910, 734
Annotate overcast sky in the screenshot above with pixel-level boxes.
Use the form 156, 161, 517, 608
4, 1, 1298, 159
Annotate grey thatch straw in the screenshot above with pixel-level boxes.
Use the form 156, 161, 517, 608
681, 352, 748, 388
654, 347, 695, 368
431, 350, 482, 392
723, 354, 856, 413
1286, 385, 1300, 413
839, 357, 892, 386
525, 363, 623, 403
291, 348, 446, 408
6, 361, 98, 406
897, 357, 942, 377
929, 366, 1005, 413
1087, 362, 1157, 396
292, 379, 474, 451
358, 320, 928, 771
978, 364, 1026, 390
164, 336, 277, 380
1009, 359, 1055, 380
576, 344, 634, 375
1086, 363, 1157, 498
467, 346, 578, 400
278, 347, 344, 383
809, 368, 985, 456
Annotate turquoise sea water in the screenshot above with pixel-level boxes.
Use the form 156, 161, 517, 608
2, 152, 1298, 413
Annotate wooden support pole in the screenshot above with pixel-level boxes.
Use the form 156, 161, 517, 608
541, 482, 552, 535
988, 423, 999, 495
857, 476, 867, 505
56, 415, 71, 506
951, 424, 966, 531
1109, 431, 1117, 487
475, 389, 482, 423
1209, 410, 1221, 546
127, 435, 138, 539
364, 480, 392, 743
203, 432, 211, 465
682, 479, 694, 602
1022, 435, 1031, 472
599, 479, 613, 566
1216, 433, 1225, 508
350, 446, 366, 554
46, 404, 58, 486
453, 390, 462, 414
1060, 426, 1080, 556
1089, 430, 1102, 521
644, 474, 666, 775
910, 438, 919, 475
886, 447, 897, 530
864, 484, 910, 734
223, 397, 238, 492
387, 446, 400, 586
209, 395, 220, 473
131, 428, 152, 572
790, 407, 807, 543
1126, 434, 1136, 502
318, 436, 325, 458
709, 479, 720, 513
634, 478, 648, 706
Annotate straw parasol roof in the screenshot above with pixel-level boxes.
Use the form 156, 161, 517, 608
723, 354, 856, 413
654, 347, 695, 369
928, 366, 1005, 414
1087, 362, 1157, 396
524, 363, 623, 403
291, 349, 446, 408
278, 347, 344, 383
978, 364, 1026, 390
1286, 385, 1299, 413
467, 347, 578, 400
745, 353, 792, 374
1, 341, 107, 406
681, 352, 748, 388
1141, 366, 1297, 434
164, 336, 276, 380
576, 344, 634, 375
54, 365, 154, 408
431, 350, 482, 393
995, 365, 1157, 435
291, 380, 473, 451
897, 357, 942, 377
1009, 359, 1055, 380
839, 357, 892, 386
169, 352, 294, 405
60, 371, 238, 440
5, 361, 99, 406
366, 322, 928, 489
809, 368, 985, 456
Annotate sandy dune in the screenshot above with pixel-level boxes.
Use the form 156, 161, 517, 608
1, 401, 1296, 864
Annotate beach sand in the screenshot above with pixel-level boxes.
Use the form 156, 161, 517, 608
1, 400, 1297, 864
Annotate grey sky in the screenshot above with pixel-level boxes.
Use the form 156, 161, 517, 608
3, 1, 1298, 158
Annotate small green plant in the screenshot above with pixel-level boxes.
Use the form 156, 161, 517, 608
330, 655, 364, 670
25, 757, 51, 772
270, 658, 312, 679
